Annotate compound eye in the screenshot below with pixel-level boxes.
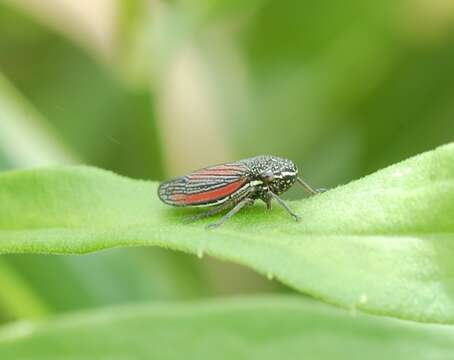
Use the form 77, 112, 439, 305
261, 169, 275, 183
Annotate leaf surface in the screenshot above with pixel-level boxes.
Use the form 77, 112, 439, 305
1, 144, 454, 323
0, 296, 453, 360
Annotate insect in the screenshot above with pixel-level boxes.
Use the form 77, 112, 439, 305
158, 155, 323, 228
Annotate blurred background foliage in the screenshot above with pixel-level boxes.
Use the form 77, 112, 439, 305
0, 0, 453, 324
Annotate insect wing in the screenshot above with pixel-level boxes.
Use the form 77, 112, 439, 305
158, 163, 249, 206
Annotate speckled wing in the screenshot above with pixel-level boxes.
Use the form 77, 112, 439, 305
158, 163, 250, 206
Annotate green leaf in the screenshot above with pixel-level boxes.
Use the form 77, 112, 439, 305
0, 72, 206, 320
0, 144, 454, 323
0, 68, 206, 324
0, 296, 453, 359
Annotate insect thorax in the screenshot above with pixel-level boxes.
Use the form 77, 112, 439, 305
241, 155, 298, 197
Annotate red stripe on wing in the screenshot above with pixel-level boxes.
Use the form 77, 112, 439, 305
170, 178, 246, 205
158, 162, 250, 206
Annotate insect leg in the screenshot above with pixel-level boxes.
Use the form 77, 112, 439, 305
263, 192, 272, 210
267, 191, 301, 221
183, 201, 234, 223
296, 177, 325, 195
206, 197, 255, 229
